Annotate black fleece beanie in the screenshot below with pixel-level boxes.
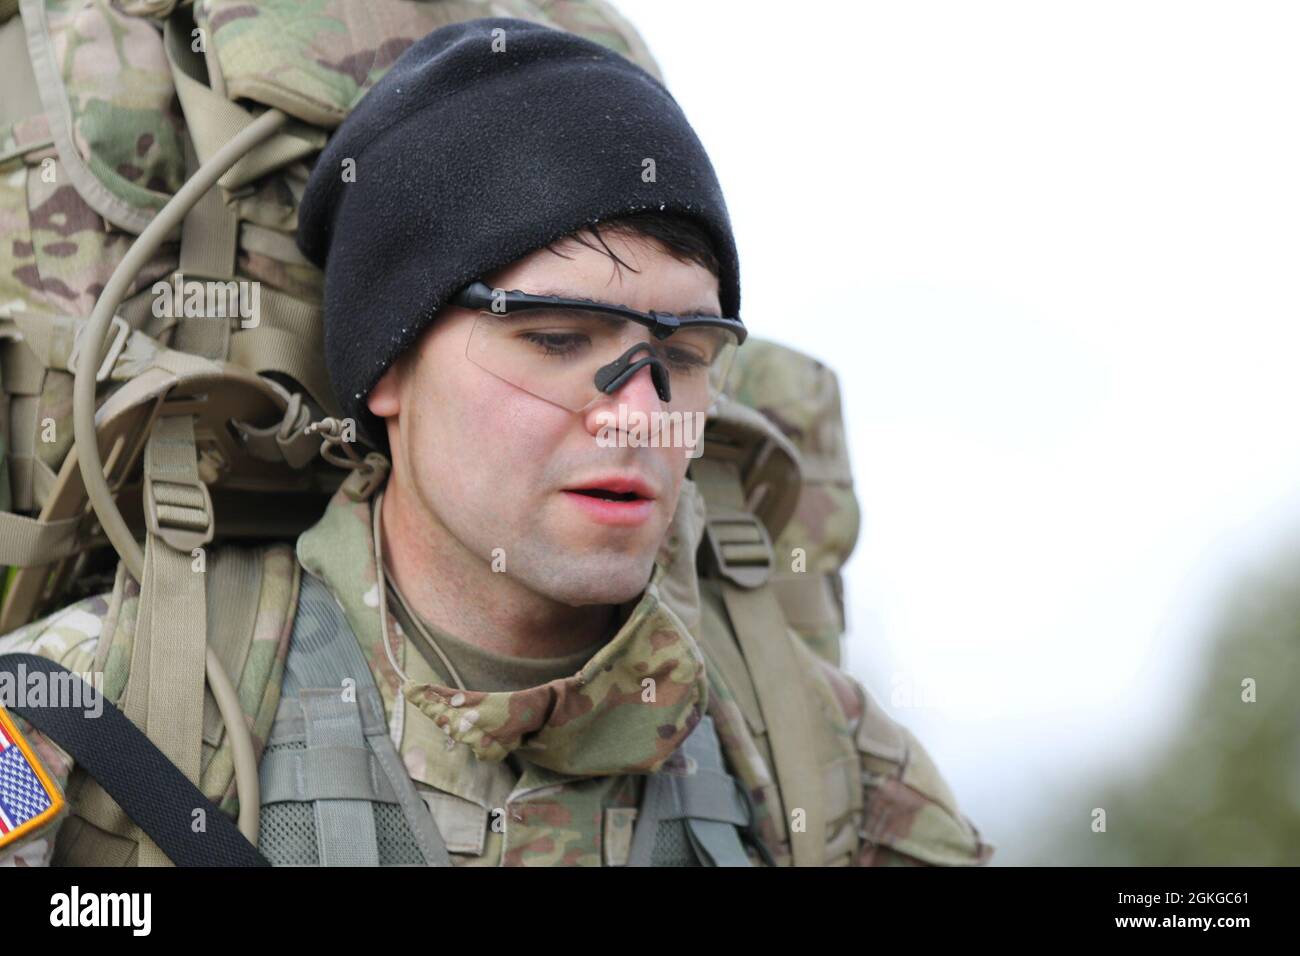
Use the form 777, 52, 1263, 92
295, 17, 742, 455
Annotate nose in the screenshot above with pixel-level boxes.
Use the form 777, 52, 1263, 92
582, 360, 666, 439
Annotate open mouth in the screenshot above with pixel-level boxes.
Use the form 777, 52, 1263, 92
568, 488, 644, 502
561, 477, 656, 526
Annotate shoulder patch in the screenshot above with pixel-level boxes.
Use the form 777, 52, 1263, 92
0, 705, 66, 853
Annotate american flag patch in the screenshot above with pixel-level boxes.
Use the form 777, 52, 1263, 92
0, 704, 64, 851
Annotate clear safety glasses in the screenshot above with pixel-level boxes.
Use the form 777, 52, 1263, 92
449, 281, 745, 414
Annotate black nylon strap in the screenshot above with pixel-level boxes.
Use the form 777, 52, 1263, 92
0, 653, 269, 867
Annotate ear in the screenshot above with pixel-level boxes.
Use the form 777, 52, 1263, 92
366, 358, 403, 418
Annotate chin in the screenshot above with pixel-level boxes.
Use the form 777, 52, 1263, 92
530, 555, 657, 608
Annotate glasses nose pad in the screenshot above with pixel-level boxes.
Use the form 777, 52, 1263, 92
593, 342, 673, 403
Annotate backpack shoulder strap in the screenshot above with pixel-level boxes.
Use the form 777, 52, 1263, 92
0, 653, 267, 866
690, 451, 827, 867
201, 540, 300, 812
624, 714, 755, 867
258, 569, 450, 866
723, 338, 861, 665
54, 536, 298, 866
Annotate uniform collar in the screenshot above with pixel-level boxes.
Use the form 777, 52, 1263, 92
295, 476, 711, 777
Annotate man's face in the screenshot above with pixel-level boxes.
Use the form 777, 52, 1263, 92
368, 231, 722, 607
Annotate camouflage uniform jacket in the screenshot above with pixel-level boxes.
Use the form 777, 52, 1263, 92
0, 477, 994, 867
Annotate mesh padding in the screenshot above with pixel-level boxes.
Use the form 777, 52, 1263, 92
374, 802, 426, 865
259, 802, 320, 865
259, 739, 431, 866
650, 819, 701, 867
259, 740, 319, 865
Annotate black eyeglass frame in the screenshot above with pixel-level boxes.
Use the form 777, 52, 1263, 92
449, 280, 747, 346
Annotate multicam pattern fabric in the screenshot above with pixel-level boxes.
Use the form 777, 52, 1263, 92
295, 477, 712, 865
0, 150, 176, 325
816, 656, 994, 866
1, 0, 674, 554
0, 476, 992, 866
207, 545, 299, 812
724, 338, 862, 664
0, 544, 300, 863
0, 1, 989, 868
196, 0, 660, 129
0, 590, 105, 866
725, 339, 859, 574
296, 477, 710, 778
0, 115, 52, 167
33, 0, 187, 230
293, 475, 991, 868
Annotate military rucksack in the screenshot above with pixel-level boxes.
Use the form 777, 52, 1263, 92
0, 0, 862, 865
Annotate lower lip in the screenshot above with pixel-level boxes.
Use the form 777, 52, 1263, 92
561, 491, 655, 527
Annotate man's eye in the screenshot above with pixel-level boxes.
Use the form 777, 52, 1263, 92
663, 347, 709, 372
521, 331, 589, 355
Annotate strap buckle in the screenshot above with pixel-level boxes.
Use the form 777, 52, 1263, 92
700, 510, 774, 590
143, 416, 215, 553
143, 474, 215, 553
68, 314, 130, 383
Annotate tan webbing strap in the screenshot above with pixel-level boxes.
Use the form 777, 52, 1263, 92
0, 508, 83, 565
145, 345, 223, 381
163, 16, 321, 193
0, 6, 40, 126
692, 590, 767, 738
243, 288, 321, 340
8, 312, 80, 373
125, 414, 211, 865
10, 310, 134, 379
0, 328, 45, 396
227, 289, 337, 416
2, 295, 153, 395
769, 574, 843, 637
67, 536, 256, 867
240, 221, 314, 266
178, 135, 239, 285
228, 329, 331, 416
692, 456, 826, 867
5, 392, 36, 511
0, 390, 8, 514
170, 128, 238, 360
6, 456, 30, 514
169, 309, 232, 363
200, 546, 263, 750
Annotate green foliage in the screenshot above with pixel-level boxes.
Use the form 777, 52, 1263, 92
1031, 537, 1300, 865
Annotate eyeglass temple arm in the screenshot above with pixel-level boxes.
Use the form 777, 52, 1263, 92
449, 280, 746, 344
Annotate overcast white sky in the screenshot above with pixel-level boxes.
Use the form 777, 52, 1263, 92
618, 0, 1300, 861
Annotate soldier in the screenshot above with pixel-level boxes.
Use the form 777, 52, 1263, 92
0, 18, 992, 867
